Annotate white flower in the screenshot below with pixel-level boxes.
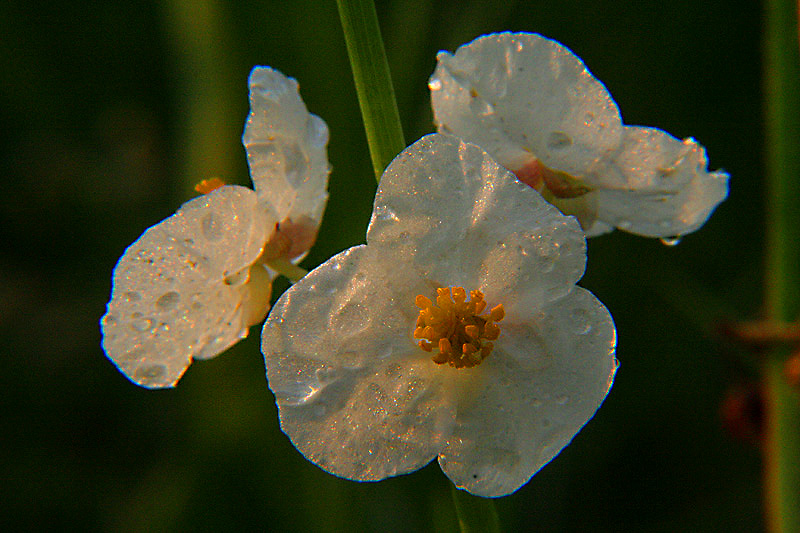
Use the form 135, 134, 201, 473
430, 32, 729, 238
262, 134, 617, 497
244, 67, 330, 262
101, 66, 329, 389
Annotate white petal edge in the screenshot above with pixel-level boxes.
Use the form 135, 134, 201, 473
367, 134, 587, 309
430, 32, 624, 179
438, 286, 617, 497
595, 126, 730, 237
263, 245, 453, 480
101, 186, 271, 388
243, 66, 330, 230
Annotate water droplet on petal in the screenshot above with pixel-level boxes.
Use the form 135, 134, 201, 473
131, 317, 152, 332
374, 204, 398, 222
428, 77, 442, 91
307, 115, 329, 147
547, 131, 573, 150
119, 348, 145, 362
135, 364, 167, 383
571, 308, 592, 334
331, 302, 369, 338
469, 95, 494, 116
124, 291, 142, 303
155, 291, 180, 310
202, 213, 223, 241
660, 236, 682, 247
190, 293, 204, 310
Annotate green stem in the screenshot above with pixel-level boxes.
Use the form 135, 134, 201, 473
160, 0, 240, 197
763, 0, 800, 531
335, 0, 406, 182
449, 484, 502, 533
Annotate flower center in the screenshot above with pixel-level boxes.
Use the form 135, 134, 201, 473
261, 216, 319, 261
413, 287, 505, 368
513, 158, 592, 199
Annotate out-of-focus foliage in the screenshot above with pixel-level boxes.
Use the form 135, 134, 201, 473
0, 0, 763, 531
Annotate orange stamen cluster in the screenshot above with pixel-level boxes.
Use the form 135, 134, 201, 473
414, 287, 505, 368
194, 177, 226, 195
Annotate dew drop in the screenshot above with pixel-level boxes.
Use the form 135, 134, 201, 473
374, 204, 398, 222
155, 291, 180, 310
618, 220, 632, 230
331, 302, 369, 337
468, 95, 494, 116
660, 236, 682, 247
282, 142, 311, 188
428, 77, 442, 91
547, 131, 573, 150
190, 293, 204, 310
202, 213, 223, 241
135, 364, 167, 383
131, 317, 153, 332
124, 291, 142, 303
119, 348, 145, 362
307, 115, 329, 147
571, 308, 592, 335
368, 382, 387, 404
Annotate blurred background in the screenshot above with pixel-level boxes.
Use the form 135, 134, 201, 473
0, 0, 766, 530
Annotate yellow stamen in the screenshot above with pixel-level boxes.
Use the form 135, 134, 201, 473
412, 286, 505, 368
415, 295, 432, 309
490, 304, 505, 322
194, 177, 226, 194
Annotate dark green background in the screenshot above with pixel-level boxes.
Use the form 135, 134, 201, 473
1, 0, 765, 531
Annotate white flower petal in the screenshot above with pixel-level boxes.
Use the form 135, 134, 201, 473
594, 127, 730, 237
263, 245, 452, 480
243, 67, 330, 229
101, 186, 271, 388
431, 32, 729, 239
367, 134, 586, 308
438, 287, 617, 497
430, 32, 623, 179
264, 134, 615, 495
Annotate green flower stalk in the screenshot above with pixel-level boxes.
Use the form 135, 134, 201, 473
763, 0, 800, 531
336, 0, 405, 182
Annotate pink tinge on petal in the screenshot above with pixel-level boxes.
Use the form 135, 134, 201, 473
262, 215, 319, 261
512, 158, 591, 199
511, 158, 545, 191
